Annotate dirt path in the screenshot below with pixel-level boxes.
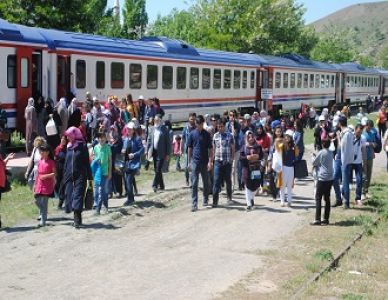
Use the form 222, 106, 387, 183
0, 149, 385, 300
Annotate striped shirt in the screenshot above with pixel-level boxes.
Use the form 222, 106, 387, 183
213, 131, 234, 164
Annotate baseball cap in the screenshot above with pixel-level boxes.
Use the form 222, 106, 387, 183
244, 114, 251, 120
138, 95, 144, 100
361, 117, 368, 126
127, 122, 135, 129
319, 115, 326, 121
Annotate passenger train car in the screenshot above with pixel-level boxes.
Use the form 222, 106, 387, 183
0, 18, 387, 133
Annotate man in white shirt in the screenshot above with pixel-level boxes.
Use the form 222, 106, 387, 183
352, 124, 367, 206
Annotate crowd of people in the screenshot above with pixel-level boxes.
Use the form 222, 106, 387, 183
0, 93, 387, 229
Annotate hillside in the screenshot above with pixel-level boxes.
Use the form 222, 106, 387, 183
311, 1, 388, 59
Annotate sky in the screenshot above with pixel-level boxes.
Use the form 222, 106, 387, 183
109, 0, 387, 24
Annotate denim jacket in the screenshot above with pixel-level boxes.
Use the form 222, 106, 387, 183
122, 136, 144, 171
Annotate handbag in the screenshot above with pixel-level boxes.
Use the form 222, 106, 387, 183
84, 181, 94, 210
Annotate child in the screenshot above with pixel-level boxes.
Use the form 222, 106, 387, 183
311, 138, 334, 226
34, 144, 56, 227
173, 135, 182, 171
92, 132, 112, 215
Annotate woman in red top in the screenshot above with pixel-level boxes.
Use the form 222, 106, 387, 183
378, 107, 387, 138
34, 144, 56, 227
256, 124, 271, 155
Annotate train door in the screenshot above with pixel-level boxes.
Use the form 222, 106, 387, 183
335, 73, 341, 104
32, 51, 42, 99
15, 47, 33, 133
256, 69, 262, 110
57, 55, 70, 100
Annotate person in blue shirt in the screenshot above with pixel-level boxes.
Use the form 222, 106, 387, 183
181, 113, 197, 186
362, 119, 377, 199
187, 115, 213, 212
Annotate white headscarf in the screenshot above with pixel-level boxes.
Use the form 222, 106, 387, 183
27, 97, 34, 108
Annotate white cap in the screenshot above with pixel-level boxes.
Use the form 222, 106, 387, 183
319, 115, 326, 121
138, 95, 144, 100
285, 129, 294, 136
348, 125, 355, 132
361, 117, 368, 126
244, 114, 251, 120
127, 122, 135, 129
92, 96, 98, 101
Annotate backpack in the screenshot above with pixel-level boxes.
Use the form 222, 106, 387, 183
374, 131, 382, 154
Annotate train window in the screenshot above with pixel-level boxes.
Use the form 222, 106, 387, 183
331, 75, 335, 87
275, 72, 281, 89
162, 66, 173, 89
297, 73, 302, 88
315, 74, 320, 88
147, 65, 158, 89
250, 71, 255, 88
243, 71, 247, 88
326, 75, 330, 88
214, 69, 221, 89
224, 70, 231, 89
351, 76, 354, 87
21, 58, 29, 88
303, 74, 308, 88
76, 60, 86, 89
190, 67, 199, 89
367, 77, 370, 87
96, 61, 105, 89
283, 73, 289, 88
7, 55, 17, 88
202, 68, 210, 89
358, 77, 362, 87
234, 70, 241, 89
364, 77, 367, 87
320, 75, 325, 88
309, 74, 314, 88
111, 62, 124, 89
290, 73, 295, 88
130, 64, 142, 89
177, 67, 187, 89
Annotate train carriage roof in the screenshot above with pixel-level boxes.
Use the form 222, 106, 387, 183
333, 62, 381, 75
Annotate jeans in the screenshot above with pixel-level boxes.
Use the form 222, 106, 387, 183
341, 163, 352, 206
362, 159, 373, 195
351, 163, 363, 201
175, 154, 181, 170
125, 170, 137, 203
35, 196, 48, 226
152, 153, 165, 189
212, 161, 232, 204
94, 175, 109, 212
191, 161, 209, 208
231, 151, 240, 189
315, 180, 333, 221
333, 159, 342, 203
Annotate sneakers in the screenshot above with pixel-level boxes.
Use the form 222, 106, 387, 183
191, 206, 198, 212
356, 200, 363, 207
321, 220, 329, 226
227, 197, 233, 205
332, 201, 343, 208
123, 200, 134, 206
246, 205, 252, 211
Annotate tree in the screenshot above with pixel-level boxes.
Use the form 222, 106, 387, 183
377, 45, 388, 69
0, 0, 108, 33
95, 8, 123, 38
149, 0, 317, 55
310, 29, 356, 63
122, 0, 148, 39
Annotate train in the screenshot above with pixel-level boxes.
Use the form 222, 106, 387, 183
0, 17, 387, 132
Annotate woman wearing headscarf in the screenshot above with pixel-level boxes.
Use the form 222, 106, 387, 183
57, 97, 68, 134
67, 98, 81, 128
35, 96, 46, 137
240, 131, 263, 210
126, 94, 138, 120
24, 98, 38, 156
44, 99, 62, 150
54, 135, 67, 209
63, 127, 91, 228
109, 122, 124, 198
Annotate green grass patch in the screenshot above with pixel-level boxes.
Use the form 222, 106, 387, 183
305, 249, 334, 273
341, 293, 366, 300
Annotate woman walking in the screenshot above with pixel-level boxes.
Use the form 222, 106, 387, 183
34, 144, 56, 227
54, 136, 67, 209
63, 127, 91, 228
277, 132, 299, 207
240, 131, 263, 210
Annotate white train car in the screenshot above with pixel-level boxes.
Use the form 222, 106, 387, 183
337, 62, 381, 105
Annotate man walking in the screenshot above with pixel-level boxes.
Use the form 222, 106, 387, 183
147, 115, 171, 193
187, 115, 213, 212
226, 110, 240, 191
352, 124, 366, 206
212, 118, 235, 207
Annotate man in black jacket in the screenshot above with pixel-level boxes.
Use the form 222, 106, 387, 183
147, 114, 171, 192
